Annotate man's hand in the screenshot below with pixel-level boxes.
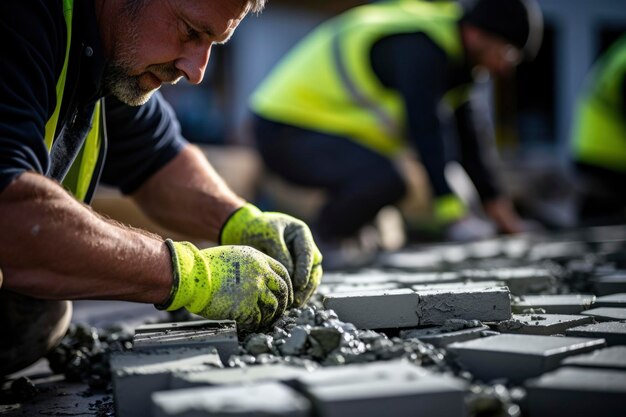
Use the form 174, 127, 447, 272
159, 240, 293, 333
220, 204, 322, 307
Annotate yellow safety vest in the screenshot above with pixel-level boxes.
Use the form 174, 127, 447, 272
251, 1, 467, 157
44, 0, 104, 202
571, 35, 626, 173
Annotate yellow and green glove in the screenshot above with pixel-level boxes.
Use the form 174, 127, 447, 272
158, 240, 293, 333
220, 204, 322, 307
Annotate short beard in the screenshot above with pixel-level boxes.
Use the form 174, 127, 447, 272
102, 0, 154, 106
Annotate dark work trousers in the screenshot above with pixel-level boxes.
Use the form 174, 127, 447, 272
0, 290, 72, 376
575, 162, 626, 226
253, 115, 407, 241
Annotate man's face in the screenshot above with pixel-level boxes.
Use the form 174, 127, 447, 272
101, 0, 249, 106
465, 29, 522, 79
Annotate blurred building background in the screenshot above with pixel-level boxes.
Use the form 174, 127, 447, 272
93, 0, 626, 243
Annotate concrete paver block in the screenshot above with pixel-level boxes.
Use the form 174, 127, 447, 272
111, 347, 223, 417
296, 361, 467, 417
170, 364, 311, 389
496, 314, 594, 335
152, 382, 311, 417
400, 325, 490, 348
324, 286, 510, 329
377, 250, 444, 270
592, 273, 626, 296
447, 334, 606, 383
132, 320, 238, 362
460, 267, 556, 295
526, 367, 626, 417
391, 272, 463, 287
323, 288, 421, 329
580, 307, 626, 322
562, 346, 626, 371
411, 281, 506, 292
594, 293, 626, 308
415, 286, 511, 325
566, 322, 626, 346
320, 271, 398, 285
318, 283, 400, 297
512, 294, 596, 314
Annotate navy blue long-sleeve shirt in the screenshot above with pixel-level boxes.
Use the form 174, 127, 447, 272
371, 32, 501, 202
0, 0, 185, 199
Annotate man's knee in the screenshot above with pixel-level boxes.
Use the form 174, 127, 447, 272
0, 291, 72, 376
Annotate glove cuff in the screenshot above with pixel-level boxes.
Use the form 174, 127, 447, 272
433, 194, 467, 225
156, 240, 212, 312
219, 203, 262, 245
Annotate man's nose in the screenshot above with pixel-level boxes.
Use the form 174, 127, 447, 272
175, 43, 212, 84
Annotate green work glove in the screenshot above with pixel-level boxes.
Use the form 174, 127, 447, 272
433, 194, 467, 225
220, 204, 322, 307
158, 240, 293, 333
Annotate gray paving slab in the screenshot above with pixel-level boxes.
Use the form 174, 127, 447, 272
390, 272, 464, 287
152, 382, 311, 417
566, 321, 626, 346
111, 347, 223, 417
294, 360, 431, 387
496, 314, 594, 335
415, 286, 511, 325
527, 241, 588, 261
459, 267, 556, 294
411, 280, 506, 292
132, 320, 238, 362
323, 288, 421, 329
170, 364, 311, 389
561, 346, 626, 371
297, 361, 467, 417
580, 307, 626, 321
592, 272, 626, 295
318, 282, 400, 296
400, 324, 491, 347
526, 367, 626, 417
512, 294, 596, 314
447, 334, 606, 383
594, 293, 626, 308
377, 250, 444, 270
324, 286, 510, 329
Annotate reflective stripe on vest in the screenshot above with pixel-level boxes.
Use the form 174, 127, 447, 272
572, 35, 626, 173
43, 0, 103, 202
251, 1, 466, 156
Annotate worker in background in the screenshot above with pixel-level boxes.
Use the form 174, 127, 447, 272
570, 34, 626, 226
0, 0, 321, 376
249, 0, 543, 267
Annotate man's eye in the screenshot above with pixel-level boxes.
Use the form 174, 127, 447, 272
184, 21, 200, 40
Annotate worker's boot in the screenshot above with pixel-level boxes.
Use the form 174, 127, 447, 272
0, 291, 72, 376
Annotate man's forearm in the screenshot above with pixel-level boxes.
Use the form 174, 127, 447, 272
0, 172, 172, 303
131, 144, 245, 242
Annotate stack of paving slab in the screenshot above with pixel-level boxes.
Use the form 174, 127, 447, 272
110, 227, 626, 417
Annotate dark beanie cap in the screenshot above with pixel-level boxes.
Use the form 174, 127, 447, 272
461, 0, 543, 57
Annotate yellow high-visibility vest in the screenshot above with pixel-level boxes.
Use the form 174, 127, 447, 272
572, 35, 626, 173
251, 1, 467, 157
44, 0, 104, 202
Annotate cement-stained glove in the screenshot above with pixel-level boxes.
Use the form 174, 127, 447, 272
158, 240, 293, 333
220, 204, 322, 307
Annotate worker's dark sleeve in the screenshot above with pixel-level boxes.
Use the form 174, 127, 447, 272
0, 0, 64, 194
371, 34, 453, 197
454, 101, 502, 202
100, 93, 187, 194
